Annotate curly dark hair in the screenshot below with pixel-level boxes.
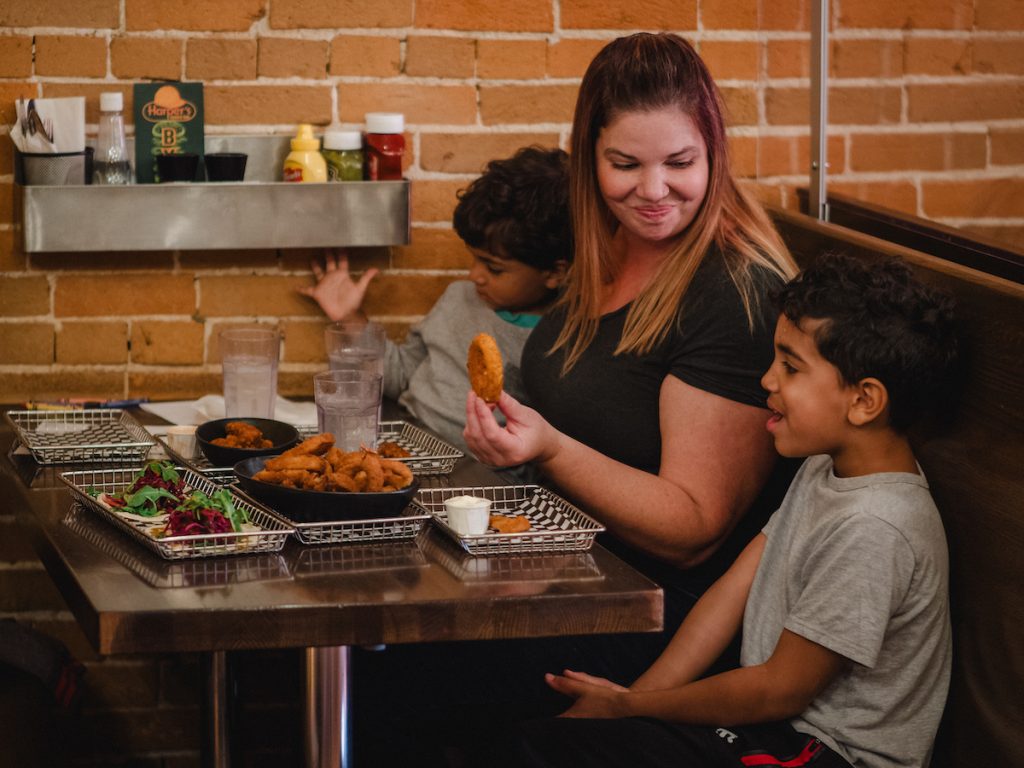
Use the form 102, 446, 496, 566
775, 252, 961, 432
452, 146, 572, 271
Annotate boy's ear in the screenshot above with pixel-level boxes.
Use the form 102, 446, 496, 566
543, 260, 570, 290
847, 377, 889, 427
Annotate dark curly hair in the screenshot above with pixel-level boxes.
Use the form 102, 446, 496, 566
452, 146, 572, 271
775, 252, 961, 432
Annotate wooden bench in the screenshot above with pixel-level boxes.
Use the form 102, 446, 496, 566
773, 208, 1024, 767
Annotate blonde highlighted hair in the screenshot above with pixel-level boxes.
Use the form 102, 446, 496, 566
556, 33, 797, 372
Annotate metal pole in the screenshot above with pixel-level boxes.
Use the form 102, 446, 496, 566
304, 645, 352, 768
810, 0, 830, 221
202, 651, 231, 768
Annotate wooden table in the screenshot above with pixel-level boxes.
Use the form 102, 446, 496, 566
1, 410, 663, 767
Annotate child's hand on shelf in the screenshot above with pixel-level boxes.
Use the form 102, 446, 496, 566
300, 249, 379, 322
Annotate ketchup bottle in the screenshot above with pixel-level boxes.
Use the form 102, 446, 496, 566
364, 112, 405, 181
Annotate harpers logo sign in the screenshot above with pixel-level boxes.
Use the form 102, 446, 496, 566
140, 85, 197, 122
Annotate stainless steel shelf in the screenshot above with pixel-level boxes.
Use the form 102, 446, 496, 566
16, 135, 410, 253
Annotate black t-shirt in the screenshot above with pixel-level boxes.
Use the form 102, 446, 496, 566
522, 254, 797, 597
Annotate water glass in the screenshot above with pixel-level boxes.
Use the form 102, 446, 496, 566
314, 370, 383, 452
220, 328, 280, 419
324, 322, 386, 379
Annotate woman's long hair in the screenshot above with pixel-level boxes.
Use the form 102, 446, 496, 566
555, 32, 797, 372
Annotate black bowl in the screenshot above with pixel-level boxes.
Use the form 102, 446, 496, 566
195, 418, 301, 467
234, 455, 419, 523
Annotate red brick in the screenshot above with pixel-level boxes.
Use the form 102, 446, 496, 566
205, 85, 332, 126
127, 0, 264, 31
131, 321, 205, 365
903, 37, 972, 76
198, 275, 316, 317
561, 0, 696, 30
974, 0, 1024, 30
330, 36, 401, 77
922, 178, 1024, 218
339, 83, 477, 125
270, 0, 412, 29
757, 134, 845, 177
480, 84, 578, 125
0, 36, 32, 77
405, 36, 476, 78
720, 87, 759, 126
700, 41, 760, 81
55, 275, 195, 317
411, 180, 465, 223
765, 87, 809, 126
0, 323, 53, 364
31, 250, 174, 272
547, 39, 608, 79
766, 39, 810, 79
908, 82, 1024, 122
478, 40, 547, 79
393, 228, 469, 270
361, 273, 453, 316
963, 225, 1024, 250
0, 229, 24, 272
56, 321, 129, 364
831, 86, 902, 125
420, 132, 561, 173
34, 35, 107, 77
703, 0, 758, 28
0, 126, 13, 176
187, 39, 258, 80
759, 0, 810, 31
280, 320, 328, 363
729, 135, 757, 178
111, 37, 182, 80
258, 38, 328, 79
991, 128, 1024, 165
128, 370, 221, 401
416, 0, 553, 32
828, 180, 918, 215
0, 0, 118, 28
831, 39, 903, 78
850, 132, 987, 171
837, 0, 974, 30
0, 371, 126, 403
974, 39, 1024, 75
0, 276, 49, 315
38, 83, 132, 124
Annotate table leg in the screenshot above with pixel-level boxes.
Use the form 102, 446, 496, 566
304, 645, 352, 768
202, 650, 231, 768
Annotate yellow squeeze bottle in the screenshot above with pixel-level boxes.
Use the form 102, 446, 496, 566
282, 124, 327, 183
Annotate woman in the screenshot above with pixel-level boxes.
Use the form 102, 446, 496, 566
465, 31, 797, 647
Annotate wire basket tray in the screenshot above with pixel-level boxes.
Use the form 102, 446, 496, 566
292, 539, 428, 576
413, 485, 605, 556
279, 507, 431, 546
6, 409, 155, 464
62, 506, 292, 588
60, 466, 294, 560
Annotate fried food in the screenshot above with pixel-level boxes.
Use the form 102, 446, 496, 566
377, 440, 412, 459
250, 433, 413, 494
489, 514, 531, 534
467, 332, 503, 403
211, 421, 273, 449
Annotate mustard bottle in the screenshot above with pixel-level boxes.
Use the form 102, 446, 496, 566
282, 124, 327, 183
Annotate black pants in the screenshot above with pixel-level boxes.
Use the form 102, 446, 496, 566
479, 717, 853, 768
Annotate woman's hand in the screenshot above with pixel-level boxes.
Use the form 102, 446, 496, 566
546, 670, 629, 719
299, 249, 379, 322
463, 390, 560, 468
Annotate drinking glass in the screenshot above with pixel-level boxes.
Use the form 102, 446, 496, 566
314, 370, 383, 452
220, 328, 280, 419
324, 322, 386, 378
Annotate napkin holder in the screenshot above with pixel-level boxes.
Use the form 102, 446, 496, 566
15, 147, 93, 186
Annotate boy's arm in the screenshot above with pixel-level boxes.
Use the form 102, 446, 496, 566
632, 533, 766, 692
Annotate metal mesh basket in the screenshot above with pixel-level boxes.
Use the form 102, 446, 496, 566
19, 149, 91, 185
6, 409, 155, 464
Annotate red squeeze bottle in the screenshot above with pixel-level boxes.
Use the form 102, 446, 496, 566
364, 112, 405, 181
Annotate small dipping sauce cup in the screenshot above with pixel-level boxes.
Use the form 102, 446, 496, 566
165, 425, 198, 458
444, 495, 492, 536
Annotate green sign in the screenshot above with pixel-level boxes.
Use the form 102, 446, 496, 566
132, 82, 204, 184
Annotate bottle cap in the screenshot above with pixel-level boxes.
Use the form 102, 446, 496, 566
290, 123, 320, 151
100, 92, 123, 112
365, 112, 404, 134
323, 129, 363, 151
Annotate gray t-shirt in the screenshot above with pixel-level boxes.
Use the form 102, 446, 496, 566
384, 280, 534, 451
742, 454, 951, 768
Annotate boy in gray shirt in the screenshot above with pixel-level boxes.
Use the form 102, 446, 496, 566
491, 253, 960, 768
302, 147, 571, 450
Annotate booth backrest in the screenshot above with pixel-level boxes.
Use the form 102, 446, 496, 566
773, 209, 1024, 767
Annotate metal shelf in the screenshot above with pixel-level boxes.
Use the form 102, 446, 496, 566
16, 135, 410, 253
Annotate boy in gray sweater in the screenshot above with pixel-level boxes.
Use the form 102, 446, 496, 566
491, 253, 960, 768
302, 146, 571, 450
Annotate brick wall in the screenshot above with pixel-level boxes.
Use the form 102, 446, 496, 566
0, 1, 1022, 765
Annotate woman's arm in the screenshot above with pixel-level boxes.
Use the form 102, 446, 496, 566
464, 374, 777, 567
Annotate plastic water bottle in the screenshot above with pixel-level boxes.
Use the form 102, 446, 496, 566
94, 91, 131, 185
